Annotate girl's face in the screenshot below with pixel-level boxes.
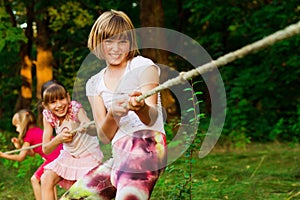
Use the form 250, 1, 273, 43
15, 124, 21, 134
102, 38, 130, 67
46, 96, 70, 119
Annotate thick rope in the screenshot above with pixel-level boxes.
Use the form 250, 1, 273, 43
136, 20, 300, 102
4, 121, 95, 154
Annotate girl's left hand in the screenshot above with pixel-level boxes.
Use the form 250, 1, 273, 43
128, 91, 145, 111
110, 94, 130, 118
59, 128, 74, 143
11, 137, 21, 149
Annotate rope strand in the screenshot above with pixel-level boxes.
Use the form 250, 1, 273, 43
4, 121, 95, 154
136, 20, 300, 102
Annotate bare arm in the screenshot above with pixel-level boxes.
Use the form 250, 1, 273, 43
128, 66, 159, 125
0, 142, 31, 162
88, 95, 119, 144
42, 117, 73, 154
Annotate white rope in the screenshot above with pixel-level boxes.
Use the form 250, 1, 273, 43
4, 121, 95, 154
4, 143, 43, 154
136, 20, 300, 102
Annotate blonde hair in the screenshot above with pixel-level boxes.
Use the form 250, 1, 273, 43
42, 83, 68, 106
88, 9, 140, 59
12, 109, 36, 145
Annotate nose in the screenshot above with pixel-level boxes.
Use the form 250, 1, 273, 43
111, 41, 120, 50
56, 100, 63, 107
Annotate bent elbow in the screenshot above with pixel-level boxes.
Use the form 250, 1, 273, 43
16, 156, 25, 162
42, 145, 51, 155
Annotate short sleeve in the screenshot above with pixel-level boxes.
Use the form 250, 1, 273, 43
69, 101, 82, 122
130, 56, 160, 77
43, 109, 58, 127
23, 129, 34, 144
23, 127, 43, 145
86, 76, 97, 96
86, 71, 103, 96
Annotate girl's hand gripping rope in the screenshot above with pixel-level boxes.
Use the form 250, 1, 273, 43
11, 137, 21, 149
59, 127, 74, 143
128, 91, 146, 112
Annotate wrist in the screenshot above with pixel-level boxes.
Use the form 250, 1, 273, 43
135, 102, 148, 115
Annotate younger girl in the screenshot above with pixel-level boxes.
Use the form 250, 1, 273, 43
40, 80, 103, 200
0, 109, 62, 200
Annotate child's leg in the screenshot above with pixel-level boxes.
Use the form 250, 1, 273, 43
41, 170, 62, 200
112, 130, 167, 200
60, 159, 116, 200
30, 175, 41, 200
54, 186, 58, 200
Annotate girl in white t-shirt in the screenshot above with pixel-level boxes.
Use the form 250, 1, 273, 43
61, 10, 167, 200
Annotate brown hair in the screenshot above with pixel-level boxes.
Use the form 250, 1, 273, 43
88, 9, 140, 59
42, 83, 68, 106
12, 109, 36, 145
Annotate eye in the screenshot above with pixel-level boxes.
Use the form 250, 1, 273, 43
119, 40, 129, 44
104, 39, 113, 45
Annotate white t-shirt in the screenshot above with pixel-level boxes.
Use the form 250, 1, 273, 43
86, 56, 165, 144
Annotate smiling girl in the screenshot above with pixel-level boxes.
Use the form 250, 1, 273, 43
40, 80, 103, 200
61, 10, 167, 200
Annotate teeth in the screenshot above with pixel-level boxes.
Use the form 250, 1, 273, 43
56, 108, 65, 112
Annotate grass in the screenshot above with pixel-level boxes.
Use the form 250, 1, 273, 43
1, 142, 300, 199
151, 142, 300, 200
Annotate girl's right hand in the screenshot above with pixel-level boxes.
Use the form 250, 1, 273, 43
11, 137, 21, 149
110, 96, 129, 119
59, 128, 74, 143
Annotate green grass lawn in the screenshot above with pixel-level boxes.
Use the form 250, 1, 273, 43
152, 142, 300, 200
1, 142, 300, 200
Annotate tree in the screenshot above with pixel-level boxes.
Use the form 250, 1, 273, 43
3, 1, 54, 120
140, 0, 180, 122
184, 0, 300, 141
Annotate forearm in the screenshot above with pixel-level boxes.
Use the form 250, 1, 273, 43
135, 104, 158, 126
42, 136, 62, 155
26, 149, 35, 156
0, 151, 27, 162
96, 112, 119, 143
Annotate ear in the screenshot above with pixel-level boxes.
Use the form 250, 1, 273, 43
42, 102, 46, 108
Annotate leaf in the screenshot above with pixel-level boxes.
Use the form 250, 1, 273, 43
0, 40, 5, 52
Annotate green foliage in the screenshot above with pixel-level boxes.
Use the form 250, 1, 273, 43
162, 79, 206, 199
0, 130, 43, 179
2, 0, 298, 142
184, 0, 300, 142
0, 7, 26, 131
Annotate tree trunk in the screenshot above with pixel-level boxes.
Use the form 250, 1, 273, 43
35, 14, 53, 125
12, 2, 34, 111
140, 0, 180, 122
